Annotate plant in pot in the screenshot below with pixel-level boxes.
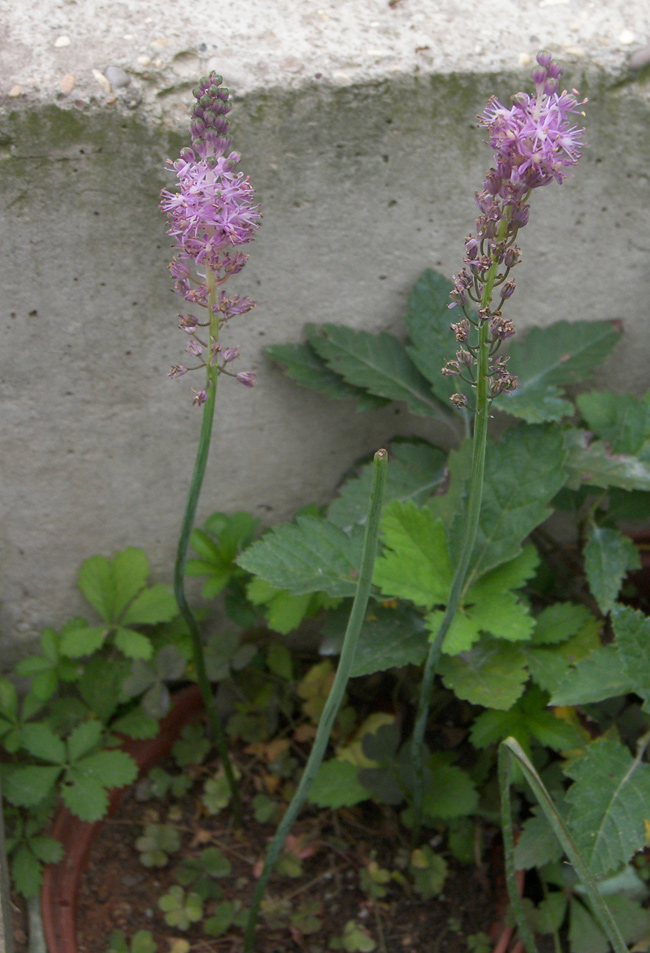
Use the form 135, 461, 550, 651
4, 55, 650, 953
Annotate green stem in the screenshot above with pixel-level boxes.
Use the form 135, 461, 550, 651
243, 449, 389, 953
173, 273, 241, 820
410, 252, 501, 844
499, 738, 629, 953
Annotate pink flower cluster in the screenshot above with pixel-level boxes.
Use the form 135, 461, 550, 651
444, 52, 586, 407
160, 73, 261, 403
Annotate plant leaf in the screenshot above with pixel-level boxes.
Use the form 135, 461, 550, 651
437, 639, 528, 709
612, 604, 650, 710
577, 390, 650, 455
421, 754, 478, 819
584, 527, 640, 614
78, 549, 149, 623
308, 323, 447, 419
450, 424, 567, 584
502, 320, 621, 423
351, 606, 429, 676
309, 760, 370, 808
59, 625, 107, 658
403, 268, 466, 409
328, 441, 447, 533
121, 585, 178, 626
2, 765, 62, 807
265, 339, 386, 409
114, 628, 154, 660
21, 724, 67, 764
564, 738, 650, 878
237, 516, 362, 598
550, 644, 634, 705
66, 720, 103, 762
564, 428, 650, 492
373, 501, 452, 608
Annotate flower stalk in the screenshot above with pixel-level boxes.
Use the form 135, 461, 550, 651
243, 450, 389, 953
411, 53, 586, 842
161, 74, 261, 815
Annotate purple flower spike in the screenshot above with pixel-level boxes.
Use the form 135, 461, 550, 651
161, 72, 261, 401
445, 53, 586, 408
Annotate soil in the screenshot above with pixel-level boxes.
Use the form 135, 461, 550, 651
74, 770, 505, 953
11, 744, 512, 953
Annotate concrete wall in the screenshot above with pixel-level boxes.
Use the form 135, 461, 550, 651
1, 0, 649, 657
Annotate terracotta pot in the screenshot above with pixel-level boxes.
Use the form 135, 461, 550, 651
40, 683, 522, 953
41, 684, 203, 953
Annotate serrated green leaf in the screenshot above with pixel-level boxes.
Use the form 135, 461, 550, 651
422, 755, 478, 819
612, 604, 650, 709
309, 760, 370, 808
514, 808, 565, 870
524, 617, 601, 694
502, 321, 621, 423
21, 724, 67, 764
77, 554, 116, 622
584, 527, 640, 614
62, 778, 110, 821
114, 628, 154, 660
71, 748, 138, 803
111, 707, 159, 740
568, 898, 608, 953
3, 765, 62, 807
453, 425, 567, 584
11, 843, 43, 898
328, 441, 447, 532
237, 516, 362, 598
67, 720, 103, 762
309, 323, 447, 418
550, 644, 634, 705
564, 428, 650, 492
261, 588, 313, 635
565, 738, 650, 878
466, 545, 539, 598
532, 602, 596, 645
265, 339, 381, 406
350, 606, 428, 676
430, 590, 534, 656
122, 585, 178, 626
29, 835, 64, 864
437, 640, 528, 710
78, 549, 149, 623
374, 501, 452, 608
578, 390, 650, 456
471, 687, 581, 756
79, 655, 127, 723
59, 625, 107, 658
403, 268, 465, 409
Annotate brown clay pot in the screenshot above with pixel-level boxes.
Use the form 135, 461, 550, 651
41, 684, 203, 953
40, 683, 521, 953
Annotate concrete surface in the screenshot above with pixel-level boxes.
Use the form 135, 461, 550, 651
1, 0, 649, 655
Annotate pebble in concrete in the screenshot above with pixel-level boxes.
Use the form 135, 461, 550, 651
60, 73, 75, 94
105, 66, 130, 88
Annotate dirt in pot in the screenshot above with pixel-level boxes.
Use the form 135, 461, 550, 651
68, 747, 506, 953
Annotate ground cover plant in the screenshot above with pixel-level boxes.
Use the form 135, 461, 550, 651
3, 55, 650, 953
